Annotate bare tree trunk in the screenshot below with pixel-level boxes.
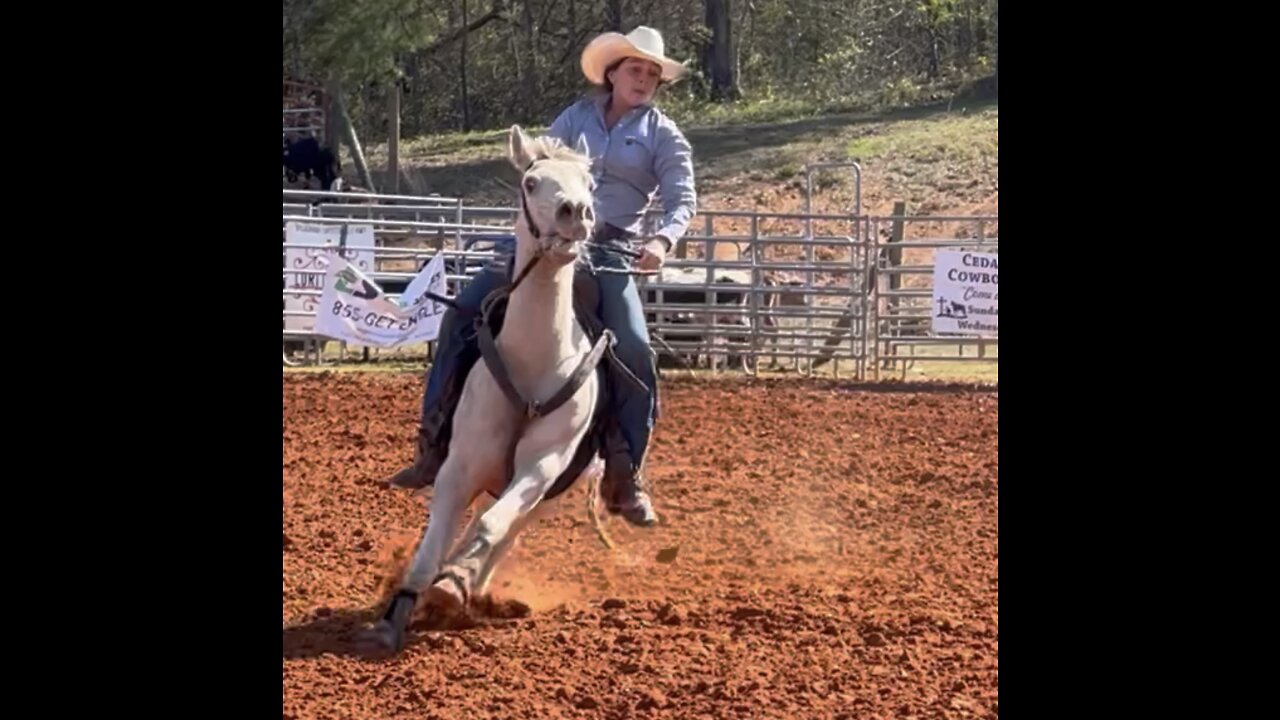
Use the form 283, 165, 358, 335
606, 0, 623, 32
404, 54, 423, 139
929, 35, 940, 78
704, 0, 739, 101
568, 0, 576, 44
324, 78, 342, 151
738, 0, 757, 95
460, 0, 471, 131
521, 0, 539, 120
509, 21, 524, 119
387, 77, 400, 194
991, 0, 998, 92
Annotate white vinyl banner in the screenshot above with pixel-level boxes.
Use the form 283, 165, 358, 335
931, 249, 998, 337
314, 251, 449, 347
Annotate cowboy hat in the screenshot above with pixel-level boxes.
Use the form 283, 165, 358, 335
581, 26, 688, 85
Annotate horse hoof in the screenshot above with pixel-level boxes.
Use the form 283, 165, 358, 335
426, 577, 467, 619
355, 620, 404, 656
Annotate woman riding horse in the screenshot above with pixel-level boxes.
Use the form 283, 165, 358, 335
387, 26, 697, 528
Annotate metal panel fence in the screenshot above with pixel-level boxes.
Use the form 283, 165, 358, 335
868, 214, 998, 379
282, 189, 997, 379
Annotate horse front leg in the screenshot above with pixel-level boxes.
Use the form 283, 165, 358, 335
473, 527, 530, 601
449, 492, 494, 560
357, 457, 473, 655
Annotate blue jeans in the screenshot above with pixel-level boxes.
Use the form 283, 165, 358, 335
420, 229, 657, 470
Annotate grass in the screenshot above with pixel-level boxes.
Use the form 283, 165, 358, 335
847, 110, 998, 165
357, 94, 998, 214
874, 342, 999, 383
660, 94, 872, 129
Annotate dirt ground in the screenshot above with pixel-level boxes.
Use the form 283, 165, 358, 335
283, 373, 998, 719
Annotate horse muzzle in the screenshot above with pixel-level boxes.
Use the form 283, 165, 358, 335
545, 236, 584, 261
545, 224, 592, 261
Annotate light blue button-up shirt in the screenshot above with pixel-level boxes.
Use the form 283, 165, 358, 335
546, 93, 697, 248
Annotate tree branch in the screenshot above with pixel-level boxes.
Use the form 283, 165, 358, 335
419, 0, 509, 56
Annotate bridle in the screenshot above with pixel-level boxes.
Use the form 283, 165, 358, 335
506, 157, 561, 295
519, 158, 552, 242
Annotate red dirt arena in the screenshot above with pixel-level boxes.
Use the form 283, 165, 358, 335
283, 373, 998, 719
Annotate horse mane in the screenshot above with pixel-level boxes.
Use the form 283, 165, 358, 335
524, 136, 591, 169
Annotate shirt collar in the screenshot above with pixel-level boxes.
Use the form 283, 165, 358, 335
593, 93, 651, 127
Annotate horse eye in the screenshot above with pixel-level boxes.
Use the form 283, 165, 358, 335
523, 176, 537, 193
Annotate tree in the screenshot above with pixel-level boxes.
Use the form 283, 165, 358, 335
606, 0, 624, 32
703, 0, 739, 101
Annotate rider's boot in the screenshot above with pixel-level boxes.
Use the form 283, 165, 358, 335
601, 425, 659, 527
386, 413, 447, 490
385, 430, 443, 490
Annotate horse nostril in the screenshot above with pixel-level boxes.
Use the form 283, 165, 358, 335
583, 206, 595, 222
557, 203, 572, 220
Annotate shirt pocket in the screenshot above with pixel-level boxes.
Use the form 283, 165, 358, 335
607, 131, 656, 186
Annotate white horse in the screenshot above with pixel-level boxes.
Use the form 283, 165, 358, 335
361, 125, 611, 654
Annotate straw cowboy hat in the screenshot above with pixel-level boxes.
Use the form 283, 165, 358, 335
581, 26, 689, 85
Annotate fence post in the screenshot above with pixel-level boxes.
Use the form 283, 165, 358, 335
880, 201, 906, 368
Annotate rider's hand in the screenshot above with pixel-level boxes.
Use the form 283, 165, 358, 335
637, 237, 669, 271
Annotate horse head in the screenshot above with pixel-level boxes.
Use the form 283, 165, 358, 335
507, 125, 596, 265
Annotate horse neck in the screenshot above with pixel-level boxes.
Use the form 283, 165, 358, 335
497, 222, 578, 370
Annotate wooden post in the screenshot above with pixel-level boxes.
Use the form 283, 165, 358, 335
882, 200, 906, 368
888, 200, 905, 295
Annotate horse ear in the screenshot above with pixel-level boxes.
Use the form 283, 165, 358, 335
508, 124, 534, 171
574, 133, 591, 158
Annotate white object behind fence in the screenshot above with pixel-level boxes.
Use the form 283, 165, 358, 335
283, 221, 375, 333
